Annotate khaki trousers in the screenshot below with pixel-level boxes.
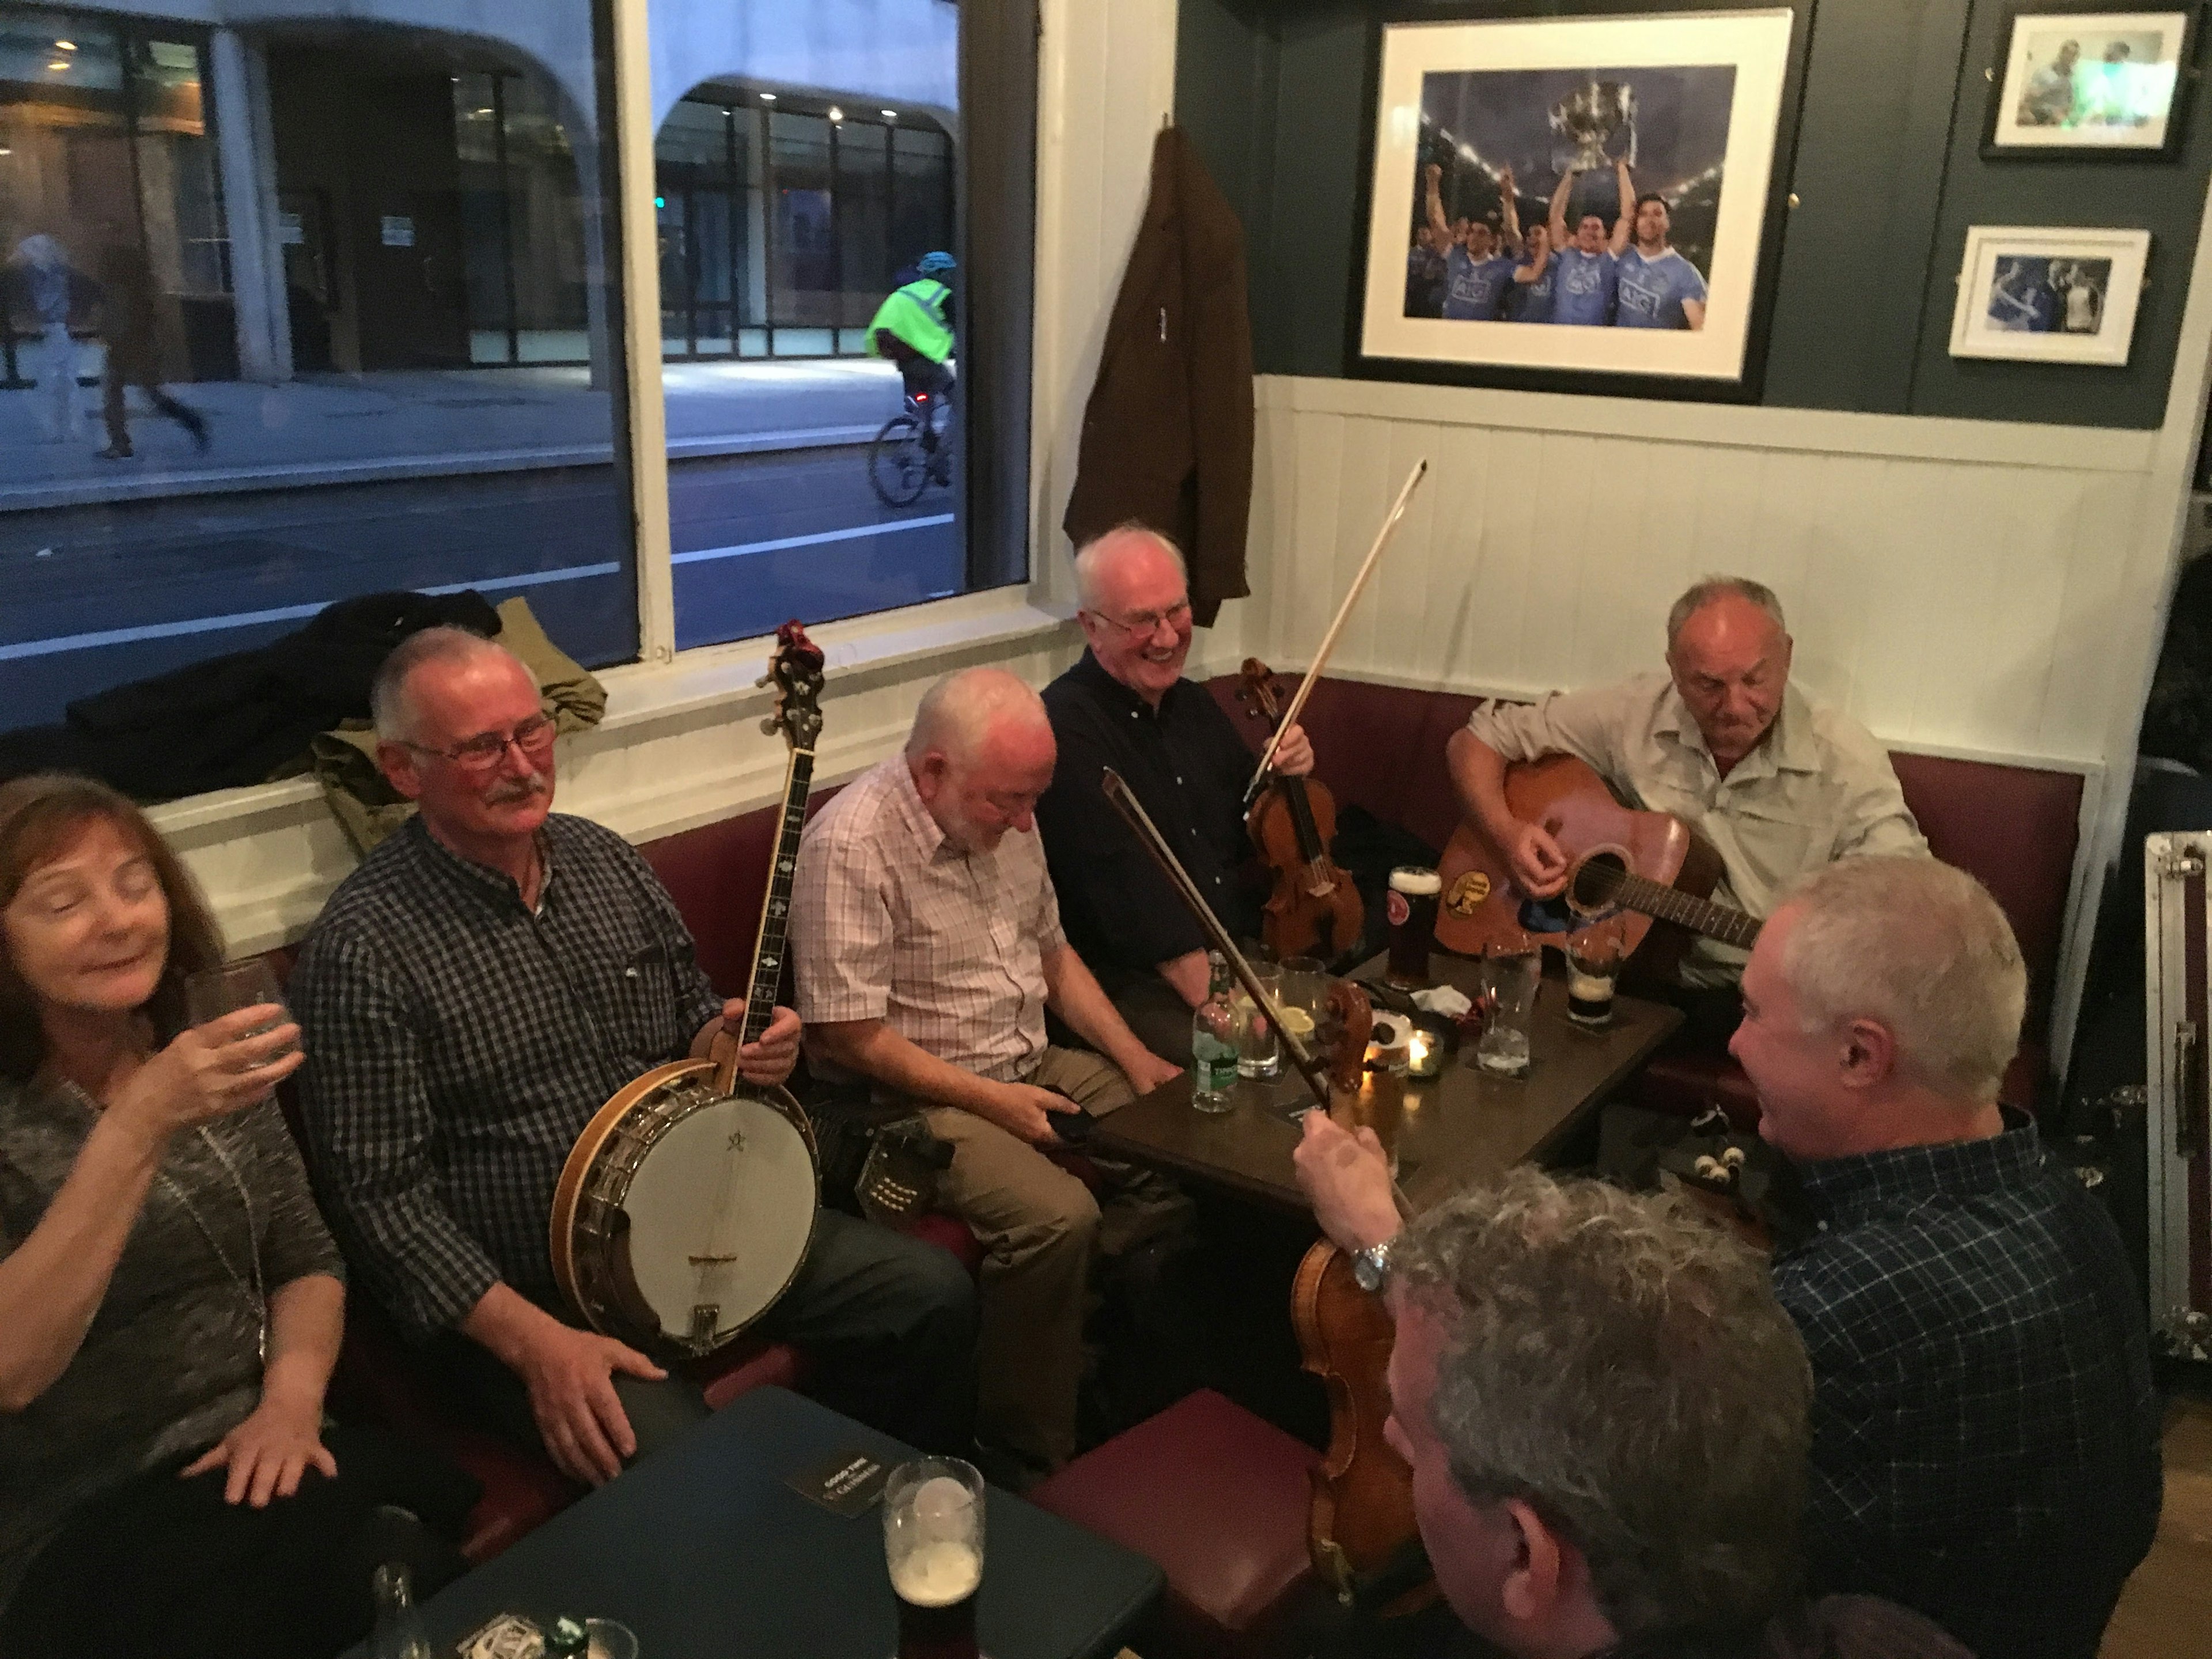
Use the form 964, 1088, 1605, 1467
920, 1046, 1185, 1478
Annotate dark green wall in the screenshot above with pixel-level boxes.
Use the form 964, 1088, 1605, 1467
1177, 0, 2212, 425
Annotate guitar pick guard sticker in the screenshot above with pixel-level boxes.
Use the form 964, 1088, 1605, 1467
1445, 871, 1490, 916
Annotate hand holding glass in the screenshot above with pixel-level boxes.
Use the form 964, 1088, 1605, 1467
184, 961, 300, 1084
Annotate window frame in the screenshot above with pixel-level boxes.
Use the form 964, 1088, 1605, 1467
610, 0, 1048, 678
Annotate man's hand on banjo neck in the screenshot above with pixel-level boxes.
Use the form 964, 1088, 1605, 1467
690, 1002, 802, 1085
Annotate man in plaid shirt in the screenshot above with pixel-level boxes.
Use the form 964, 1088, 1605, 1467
1294, 854, 2160, 1658
294, 630, 976, 1488
1732, 855, 2160, 1659
792, 668, 1186, 1483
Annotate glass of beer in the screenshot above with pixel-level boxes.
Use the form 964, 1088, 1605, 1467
884, 1457, 985, 1659
1385, 866, 1442, 984
1566, 917, 1627, 1029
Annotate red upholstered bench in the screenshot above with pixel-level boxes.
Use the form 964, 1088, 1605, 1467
1206, 675, 2085, 1124
1029, 1388, 1323, 1659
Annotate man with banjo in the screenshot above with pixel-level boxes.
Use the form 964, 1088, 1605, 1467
294, 628, 977, 1488
1444, 575, 1925, 1043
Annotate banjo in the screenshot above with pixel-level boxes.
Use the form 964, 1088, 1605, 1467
550, 622, 826, 1357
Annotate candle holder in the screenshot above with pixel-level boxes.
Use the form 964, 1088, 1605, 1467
1406, 1012, 1456, 1079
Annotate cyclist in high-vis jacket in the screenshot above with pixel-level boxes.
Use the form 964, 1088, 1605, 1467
868, 252, 956, 463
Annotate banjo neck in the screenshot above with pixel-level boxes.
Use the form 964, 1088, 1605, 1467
741, 737, 816, 1047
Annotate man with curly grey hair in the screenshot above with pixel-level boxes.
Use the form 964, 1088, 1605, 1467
1292, 1142, 1966, 1657
1733, 854, 2160, 1659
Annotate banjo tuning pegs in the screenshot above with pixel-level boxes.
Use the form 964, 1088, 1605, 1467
760, 715, 779, 736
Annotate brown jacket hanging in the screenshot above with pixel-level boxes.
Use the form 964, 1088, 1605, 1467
1062, 126, 1255, 626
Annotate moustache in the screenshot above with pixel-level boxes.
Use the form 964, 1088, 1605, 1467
483, 772, 551, 806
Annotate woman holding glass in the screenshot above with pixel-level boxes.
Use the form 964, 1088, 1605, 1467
0, 775, 472, 1659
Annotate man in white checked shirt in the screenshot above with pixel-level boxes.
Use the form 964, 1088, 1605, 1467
792, 667, 1186, 1483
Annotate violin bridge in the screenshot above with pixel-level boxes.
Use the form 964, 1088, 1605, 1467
1318, 1538, 1357, 1603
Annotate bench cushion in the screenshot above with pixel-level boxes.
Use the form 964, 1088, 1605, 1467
1029, 1388, 1319, 1657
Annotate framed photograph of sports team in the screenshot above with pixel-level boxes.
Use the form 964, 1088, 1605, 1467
1983, 6, 2199, 158
1350, 5, 1810, 402
1947, 225, 2152, 365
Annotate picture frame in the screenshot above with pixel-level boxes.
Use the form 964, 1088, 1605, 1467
1350, 5, 1808, 402
1947, 225, 2152, 365
1983, 6, 2199, 158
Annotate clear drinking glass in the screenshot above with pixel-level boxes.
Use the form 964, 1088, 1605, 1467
884, 1457, 986, 1659
184, 959, 294, 1039
1473, 948, 1541, 1077
1229, 960, 1283, 1080
585, 1619, 639, 1659
1278, 956, 1325, 1052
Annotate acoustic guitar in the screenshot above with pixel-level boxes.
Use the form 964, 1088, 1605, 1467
1432, 754, 1762, 978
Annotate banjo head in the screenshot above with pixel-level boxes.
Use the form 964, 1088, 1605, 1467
626, 1093, 816, 1346
552, 1071, 818, 1355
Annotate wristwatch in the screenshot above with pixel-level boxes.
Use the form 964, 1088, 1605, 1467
1350, 1237, 1396, 1294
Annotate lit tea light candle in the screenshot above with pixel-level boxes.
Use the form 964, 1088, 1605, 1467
1407, 1030, 1434, 1076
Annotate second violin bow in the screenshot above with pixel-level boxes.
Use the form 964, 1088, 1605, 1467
1246, 457, 1429, 804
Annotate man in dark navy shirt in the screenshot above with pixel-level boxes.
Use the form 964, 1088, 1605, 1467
1036, 526, 1313, 1059
1732, 855, 2162, 1659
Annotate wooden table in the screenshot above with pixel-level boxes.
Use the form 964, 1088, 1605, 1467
1090, 956, 1683, 1212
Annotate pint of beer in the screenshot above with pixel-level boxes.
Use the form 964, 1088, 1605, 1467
1386, 866, 1442, 983
884, 1457, 986, 1659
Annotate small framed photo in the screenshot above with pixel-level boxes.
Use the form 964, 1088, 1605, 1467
1948, 225, 2151, 364
1984, 6, 2199, 156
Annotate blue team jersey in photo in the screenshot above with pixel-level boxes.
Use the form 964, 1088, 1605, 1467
1506, 256, 1556, 323
1615, 247, 1708, 329
1442, 247, 1519, 321
1550, 248, 1619, 326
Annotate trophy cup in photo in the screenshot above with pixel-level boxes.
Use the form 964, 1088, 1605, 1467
1550, 79, 1639, 228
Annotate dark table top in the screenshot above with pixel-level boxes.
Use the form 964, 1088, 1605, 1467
1091, 955, 1684, 1211
364, 1387, 1161, 1659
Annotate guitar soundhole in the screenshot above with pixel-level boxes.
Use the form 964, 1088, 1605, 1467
1570, 851, 1629, 915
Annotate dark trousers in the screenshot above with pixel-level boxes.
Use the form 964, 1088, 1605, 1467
102, 362, 206, 452
1109, 974, 1196, 1065
441, 1210, 979, 1465
1, 1423, 475, 1659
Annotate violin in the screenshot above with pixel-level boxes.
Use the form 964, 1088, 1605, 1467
1290, 982, 1433, 1612
1237, 659, 1365, 964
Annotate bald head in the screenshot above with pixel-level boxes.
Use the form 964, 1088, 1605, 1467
1664, 579, 1793, 770
906, 666, 1051, 766
906, 668, 1056, 854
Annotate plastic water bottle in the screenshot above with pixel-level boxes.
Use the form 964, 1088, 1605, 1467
1191, 952, 1240, 1115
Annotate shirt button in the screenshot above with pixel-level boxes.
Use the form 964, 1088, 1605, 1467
1816, 1221, 1830, 1233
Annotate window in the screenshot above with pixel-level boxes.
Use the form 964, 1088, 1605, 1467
650, 0, 1033, 651
0, 0, 1036, 778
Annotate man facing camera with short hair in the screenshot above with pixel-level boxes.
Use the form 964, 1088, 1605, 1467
1446, 575, 1925, 1042
1291, 1152, 1968, 1659
294, 628, 978, 1489
791, 666, 1186, 1484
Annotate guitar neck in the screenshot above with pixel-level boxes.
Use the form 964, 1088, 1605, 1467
741, 744, 816, 1045
1613, 871, 1762, 950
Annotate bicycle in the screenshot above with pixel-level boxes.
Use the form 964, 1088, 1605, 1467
868, 388, 955, 509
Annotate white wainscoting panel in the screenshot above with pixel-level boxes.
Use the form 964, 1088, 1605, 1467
1247, 376, 2155, 769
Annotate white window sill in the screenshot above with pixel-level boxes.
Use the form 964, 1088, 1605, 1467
153, 588, 1084, 955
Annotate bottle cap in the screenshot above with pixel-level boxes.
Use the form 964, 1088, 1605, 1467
544, 1616, 590, 1658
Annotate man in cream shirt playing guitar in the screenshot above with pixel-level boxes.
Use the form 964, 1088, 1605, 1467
1444, 576, 1927, 1041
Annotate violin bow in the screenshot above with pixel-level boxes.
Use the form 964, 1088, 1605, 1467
1102, 767, 1334, 1111
1245, 458, 1429, 805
